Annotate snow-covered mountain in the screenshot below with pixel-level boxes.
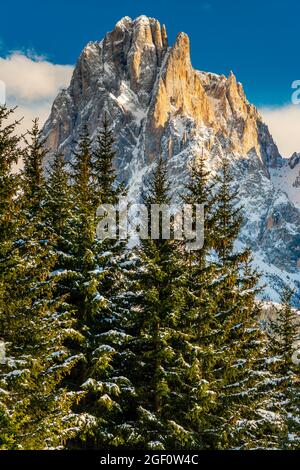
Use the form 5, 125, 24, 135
270, 153, 300, 209
42, 15, 300, 305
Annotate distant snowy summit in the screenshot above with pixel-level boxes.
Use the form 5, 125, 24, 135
42, 15, 300, 304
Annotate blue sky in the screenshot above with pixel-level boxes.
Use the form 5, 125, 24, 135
0, 0, 298, 106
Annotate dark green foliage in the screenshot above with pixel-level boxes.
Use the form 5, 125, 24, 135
0, 106, 23, 448
93, 113, 121, 205
56, 121, 129, 448
182, 155, 277, 449
46, 152, 74, 258
0, 110, 295, 450
0, 115, 83, 449
266, 288, 300, 449
114, 156, 199, 449
205, 158, 275, 449
180, 152, 220, 448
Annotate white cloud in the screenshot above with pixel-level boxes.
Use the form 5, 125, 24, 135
0, 52, 73, 101
11, 103, 54, 138
0, 52, 73, 134
260, 105, 300, 157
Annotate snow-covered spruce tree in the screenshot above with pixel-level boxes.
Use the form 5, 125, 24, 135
92, 112, 124, 205
266, 287, 300, 449
182, 151, 218, 314
0, 119, 84, 449
66, 124, 103, 327
179, 151, 222, 449
91, 114, 127, 327
82, 116, 133, 448
45, 152, 76, 277
113, 155, 199, 450
0, 106, 24, 448
64, 122, 129, 449
206, 157, 278, 449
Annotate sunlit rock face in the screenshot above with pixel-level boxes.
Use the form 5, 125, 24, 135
42, 15, 300, 304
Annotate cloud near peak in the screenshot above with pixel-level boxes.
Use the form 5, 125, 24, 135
0, 51, 73, 135
260, 105, 300, 157
0, 52, 73, 101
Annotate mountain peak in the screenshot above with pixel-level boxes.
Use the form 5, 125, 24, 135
45, 16, 280, 166
134, 15, 155, 25
42, 17, 300, 303
113, 15, 167, 34
115, 16, 132, 29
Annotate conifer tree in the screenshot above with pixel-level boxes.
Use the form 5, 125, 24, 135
93, 113, 120, 205
64, 125, 106, 413
114, 156, 198, 449
64, 123, 128, 448
181, 151, 221, 448
67, 125, 101, 325
267, 287, 300, 449
92, 115, 127, 328
208, 157, 278, 449
0, 118, 84, 449
0, 106, 22, 324
0, 106, 23, 448
80, 116, 132, 448
1, 106, 295, 451
46, 152, 74, 264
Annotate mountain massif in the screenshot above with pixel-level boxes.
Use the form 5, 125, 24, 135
42, 15, 300, 304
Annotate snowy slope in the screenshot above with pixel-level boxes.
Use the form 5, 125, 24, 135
270, 154, 300, 209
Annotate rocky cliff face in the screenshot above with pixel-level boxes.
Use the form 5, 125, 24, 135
42, 15, 300, 304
